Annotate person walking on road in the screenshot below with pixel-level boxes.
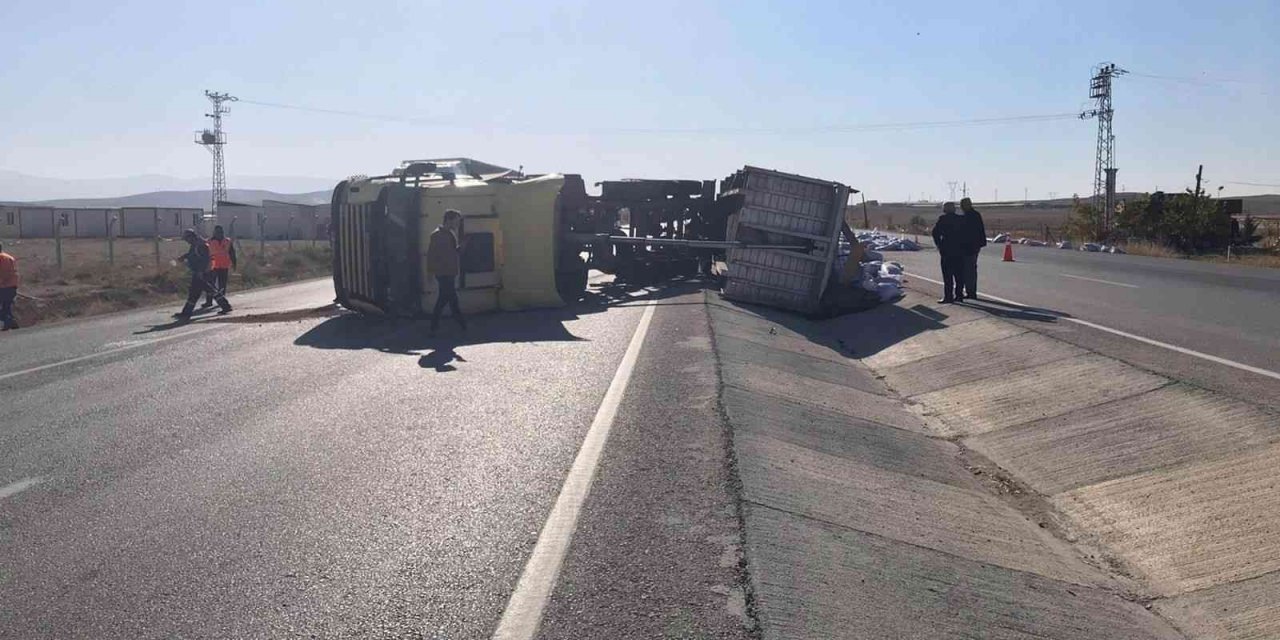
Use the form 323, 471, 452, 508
959, 197, 987, 299
931, 202, 968, 304
174, 229, 232, 321
427, 209, 467, 336
0, 242, 20, 331
202, 225, 237, 309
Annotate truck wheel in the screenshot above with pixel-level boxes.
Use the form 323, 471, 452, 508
556, 258, 589, 303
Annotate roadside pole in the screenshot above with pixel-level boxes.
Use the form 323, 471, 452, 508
861, 193, 870, 229
108, 212, 116, 267
54, 211, 63, 273
258, 211, 266, 257
153, 210, 161, 269
287, 216, 293, 251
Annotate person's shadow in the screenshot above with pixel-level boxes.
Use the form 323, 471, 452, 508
134, 306, 220, 334
419, 346, 466, 372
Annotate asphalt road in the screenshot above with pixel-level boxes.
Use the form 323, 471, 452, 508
880, 242, 1280, 376
0, 278, 750, 639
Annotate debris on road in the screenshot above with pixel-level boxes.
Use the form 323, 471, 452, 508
856, 230, 922, 252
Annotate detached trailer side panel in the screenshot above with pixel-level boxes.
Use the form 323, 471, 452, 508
721, 167, 849, 314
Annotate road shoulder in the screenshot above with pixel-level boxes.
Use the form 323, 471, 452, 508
706, 291, 1187, 639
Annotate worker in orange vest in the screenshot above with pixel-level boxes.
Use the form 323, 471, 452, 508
202, 225, 237, 309
0, 241, 19, 330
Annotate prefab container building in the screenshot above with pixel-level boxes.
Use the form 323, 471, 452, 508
0, 206, 18, 238
18, 207, 56, 238
70, 208, 113, 237
119, 207, 201, 237
215, 201, 263, 239
263, 200, 321, 240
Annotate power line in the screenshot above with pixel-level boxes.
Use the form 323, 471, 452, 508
236, 97, 1079, 135
1225, 181, 1280, 188
1136, 71, 1264, 87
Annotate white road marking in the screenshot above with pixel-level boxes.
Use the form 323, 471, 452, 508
0, 326, 217, 383
492, 300, 658, 640
910, 273, 1280, 382
1060, 273, 1139, 288
0, 477, 44, 500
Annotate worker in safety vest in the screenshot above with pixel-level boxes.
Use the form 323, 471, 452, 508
0, 242, 19, 331
202, 225, 237, 308
175, 229, 232, 320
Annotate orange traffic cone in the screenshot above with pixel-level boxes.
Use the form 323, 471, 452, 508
1002, 238, 1015, 262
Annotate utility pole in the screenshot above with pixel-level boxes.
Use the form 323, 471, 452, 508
1080, 62, 1127, 235
1194, 164, 1204, 199
861, 193, 870, 229
962, 182, 968, 199
195, 90, 238, 224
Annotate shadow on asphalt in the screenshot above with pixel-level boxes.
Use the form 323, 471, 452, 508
292, 277, 713, 372
820, 301, 950, 359
133, 306, 222, 334
711, 285, 1075, 363
959, 299, 1065, 322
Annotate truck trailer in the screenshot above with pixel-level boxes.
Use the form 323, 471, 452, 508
331, 158, 853, 316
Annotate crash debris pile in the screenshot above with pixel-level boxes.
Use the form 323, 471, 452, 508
858, 229, 923, 252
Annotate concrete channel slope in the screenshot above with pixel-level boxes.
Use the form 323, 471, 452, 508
847, 293, 1280, 639
705, 293, 1186, 639
710, 287, 1280, 639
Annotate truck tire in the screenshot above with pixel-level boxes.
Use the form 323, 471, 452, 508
556, 256, 589, 303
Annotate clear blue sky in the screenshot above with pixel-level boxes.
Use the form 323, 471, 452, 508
1, 0, 1276, 201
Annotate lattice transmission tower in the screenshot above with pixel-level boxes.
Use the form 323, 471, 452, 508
195, 90, 238, 217
1079, 63, 1126, 233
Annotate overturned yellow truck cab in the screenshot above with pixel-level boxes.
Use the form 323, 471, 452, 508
331, 159, 591, 316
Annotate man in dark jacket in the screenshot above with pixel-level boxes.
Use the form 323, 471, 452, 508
931, 202, 968, 303
174, 229, 232, 320
959, 198, 987, 299
427, 209, 467, 336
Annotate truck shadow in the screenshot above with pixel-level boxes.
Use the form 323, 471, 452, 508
711, 292, 1070, 365
293, 277, 713, 370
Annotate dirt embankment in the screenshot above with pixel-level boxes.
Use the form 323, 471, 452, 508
2, 238, 332, 327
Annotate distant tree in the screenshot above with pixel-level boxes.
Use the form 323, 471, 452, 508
1065, 197, 1106, 242
1114, 194, 1155, 239
1241, 215, 1262, 246
1163, 190, 1229, 252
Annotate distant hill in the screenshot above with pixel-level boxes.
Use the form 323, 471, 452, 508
0, 169, 337, 204
1, 188, 331, 210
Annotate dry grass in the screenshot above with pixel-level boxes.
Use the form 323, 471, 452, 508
1193, 253, 1280, 268
1118, 240, 1280, 268
0, 238, 332, 327
1121, 240, 1184, 259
